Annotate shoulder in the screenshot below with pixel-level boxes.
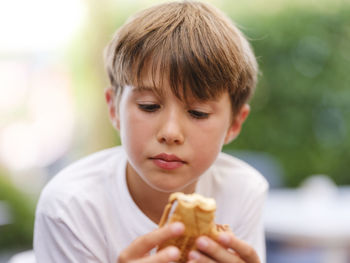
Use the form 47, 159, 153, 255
36, 146, 126, 217
62, 146, 125, 175
198, 152, 269, 228
212, 152, 268, 194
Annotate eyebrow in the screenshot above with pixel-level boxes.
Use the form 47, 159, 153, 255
131, 85, 166, 98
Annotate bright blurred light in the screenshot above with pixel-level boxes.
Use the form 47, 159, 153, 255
0, 0, 84, 172
0, 60, 29, 113
0, 64, 75, 170
0, 0, 86, 53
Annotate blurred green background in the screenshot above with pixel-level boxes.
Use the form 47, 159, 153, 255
0, 0, 349, 253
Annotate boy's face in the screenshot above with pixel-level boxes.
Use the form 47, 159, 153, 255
105, 76, 249, 194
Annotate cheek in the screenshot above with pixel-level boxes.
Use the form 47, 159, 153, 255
119, 109, 153, 154
190, 124, 228, 170
195, 119, 230, 147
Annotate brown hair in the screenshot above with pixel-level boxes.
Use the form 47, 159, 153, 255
104, 1, 258, 116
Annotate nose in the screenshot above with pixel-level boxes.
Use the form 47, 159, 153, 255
156, 108, 185, 145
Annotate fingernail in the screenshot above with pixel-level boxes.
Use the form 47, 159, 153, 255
188, 250, 200, 260
219, 233, 231, 245
197, 237, 209, 249
167, 246, 179, 259
170, 222, 184, 234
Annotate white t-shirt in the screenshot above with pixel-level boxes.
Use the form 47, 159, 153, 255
34, 146, 268, 263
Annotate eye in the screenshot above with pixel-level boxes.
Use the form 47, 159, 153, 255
188, 110, 210, 119
138, 103, 160, 112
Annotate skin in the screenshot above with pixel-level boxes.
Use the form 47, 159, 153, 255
105, 73, 259, 263
187, 232, 260, 263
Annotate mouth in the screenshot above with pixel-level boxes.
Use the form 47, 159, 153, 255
150, 153, 186, 170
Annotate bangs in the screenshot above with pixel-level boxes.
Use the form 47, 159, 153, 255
130, 29, 230, 102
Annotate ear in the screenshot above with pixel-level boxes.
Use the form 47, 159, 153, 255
224, 104, 250, 144
104, 87, 120, 131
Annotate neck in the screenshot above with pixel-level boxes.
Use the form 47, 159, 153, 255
126, 175, 170, 224
125, 163, 196, 224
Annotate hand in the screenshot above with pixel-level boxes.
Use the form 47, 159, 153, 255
187, 232, 260, 263
117, 222, 185, 263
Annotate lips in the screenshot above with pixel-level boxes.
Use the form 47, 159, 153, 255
150, 153, 185, 170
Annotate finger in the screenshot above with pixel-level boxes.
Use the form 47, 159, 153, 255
193, 236, 245, 263
187, 249, 244, 263
218, 233, 260, 263
123, 222, 184, 258
134, 246, 181, 263
188, 250, 216, 263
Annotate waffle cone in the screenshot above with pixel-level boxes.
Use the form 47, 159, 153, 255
158, 193, 229, 263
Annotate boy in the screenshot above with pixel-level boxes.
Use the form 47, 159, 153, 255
34, 1, 268, 263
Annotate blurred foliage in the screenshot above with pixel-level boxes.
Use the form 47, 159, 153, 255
0, 172, 35, 251
224, 3, 350, 187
